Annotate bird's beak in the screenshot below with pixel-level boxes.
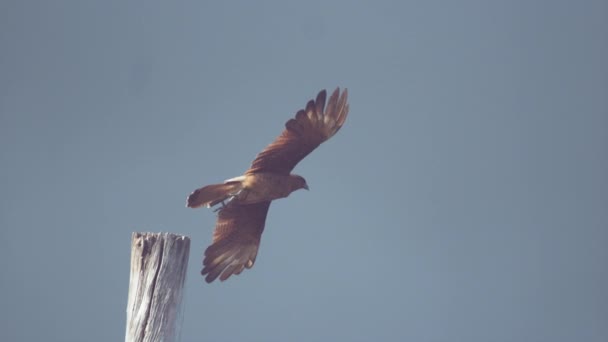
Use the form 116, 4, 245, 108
303, 184, 309, 191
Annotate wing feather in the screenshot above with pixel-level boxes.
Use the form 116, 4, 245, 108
246, 88, 349, 175
315, 90, 327, 116
201, 201, 271, 283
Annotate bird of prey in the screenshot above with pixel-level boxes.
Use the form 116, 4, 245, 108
187, 87, 349, 283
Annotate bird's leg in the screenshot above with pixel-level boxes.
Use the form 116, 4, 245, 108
213, 189, 245, 212
214, 197, 233, 212
226, 188, 244, 204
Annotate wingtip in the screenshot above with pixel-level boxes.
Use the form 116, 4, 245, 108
335, 87, 349, 126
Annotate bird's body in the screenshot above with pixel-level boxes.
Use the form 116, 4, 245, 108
188, 87, 349, 283
189, 173, 307, 207
238, 173, 308, 203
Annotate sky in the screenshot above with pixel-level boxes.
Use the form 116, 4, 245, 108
1, 1, 607, 341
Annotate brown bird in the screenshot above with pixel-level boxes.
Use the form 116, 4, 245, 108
187, 87, 349, 283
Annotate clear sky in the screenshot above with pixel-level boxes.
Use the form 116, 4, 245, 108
1, 1, 607, 341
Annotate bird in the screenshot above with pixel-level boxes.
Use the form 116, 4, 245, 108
187, 87, 349, 283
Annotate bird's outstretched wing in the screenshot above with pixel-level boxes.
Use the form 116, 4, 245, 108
201, 201, 271, 283
246, 88, 349, 175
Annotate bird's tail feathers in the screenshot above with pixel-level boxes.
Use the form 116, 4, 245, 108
187, 181, 243, 208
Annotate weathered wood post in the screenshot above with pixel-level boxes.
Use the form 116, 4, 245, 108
125, 232, 190, 342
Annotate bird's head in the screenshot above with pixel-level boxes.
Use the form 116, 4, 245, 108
290, 174, 309, 191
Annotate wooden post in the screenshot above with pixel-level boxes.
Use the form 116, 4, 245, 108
125, 232, 191, 342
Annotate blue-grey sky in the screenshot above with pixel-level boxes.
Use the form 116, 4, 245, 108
1, 1, 607, 341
